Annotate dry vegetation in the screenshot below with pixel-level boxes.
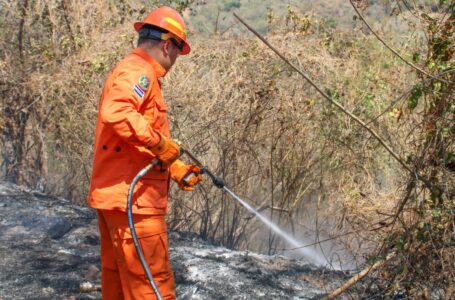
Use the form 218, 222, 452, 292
1, 0, 454, 298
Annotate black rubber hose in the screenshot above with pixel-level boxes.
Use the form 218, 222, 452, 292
127, 160, 163, 300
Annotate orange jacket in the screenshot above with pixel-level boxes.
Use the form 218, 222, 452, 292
88, 48, 172, 215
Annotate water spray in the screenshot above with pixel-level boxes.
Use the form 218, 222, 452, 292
127, 148, 328, 299
181, 149, 327, 265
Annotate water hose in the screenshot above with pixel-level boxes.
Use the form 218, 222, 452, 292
127, 159, 163, 300
126, 149, 224, 299
128, 148, 328, 298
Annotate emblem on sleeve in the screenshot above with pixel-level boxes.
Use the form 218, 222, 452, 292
138, 75, 150, 90
133, 84, 145, 100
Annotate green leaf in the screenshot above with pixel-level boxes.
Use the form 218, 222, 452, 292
417, 223, 430, 242
444, 151, 454, 164
432, 209, 441, 218
408, 84, 423, 111
396, 238, 405, 251
421, 12, 435, 22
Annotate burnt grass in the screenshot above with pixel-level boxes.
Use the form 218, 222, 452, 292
0, 182, 356, 299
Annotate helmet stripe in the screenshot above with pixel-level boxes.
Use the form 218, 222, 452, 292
164, 17, 187, 35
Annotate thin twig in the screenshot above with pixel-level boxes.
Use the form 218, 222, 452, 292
233, 14, 409, 170
366, 68, 455, 125
349, 0, 449, 84
233, 13, 442, 195
278, 221, 389, 251
400, 0, 422, 21
18, 0, 29, 62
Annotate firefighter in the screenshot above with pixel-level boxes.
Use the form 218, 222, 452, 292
87, 6, 202, 299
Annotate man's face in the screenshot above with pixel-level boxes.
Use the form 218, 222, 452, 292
162, 39, 182, 71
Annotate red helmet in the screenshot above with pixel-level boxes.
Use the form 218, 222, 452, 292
134, 6, 191, 55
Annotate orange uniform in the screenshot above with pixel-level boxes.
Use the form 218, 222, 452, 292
88, 47, 176, 299
89, 47, 171, 216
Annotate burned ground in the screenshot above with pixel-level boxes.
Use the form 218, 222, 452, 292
0, 182, 350, 299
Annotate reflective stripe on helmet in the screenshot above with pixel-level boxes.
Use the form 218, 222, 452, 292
164, 17, 187, 36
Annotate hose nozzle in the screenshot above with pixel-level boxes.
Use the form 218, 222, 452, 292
212, 175, 225, 189
181, 149, 225, 189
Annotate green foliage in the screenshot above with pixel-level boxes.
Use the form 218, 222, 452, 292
285, 5, 312, 33
321, 16, 338, 29
395, 237, 405, 251
407, 84, 423, 111
222, 0, 240, 11
173, 0, 195, 12
416, 223, 430, 242
363, 92, 376, 110
444, 151, 454, 165
378, 1, 455, 296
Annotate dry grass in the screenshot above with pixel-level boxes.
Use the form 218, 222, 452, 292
1, 0, 453, 297
1, 0, 406, 259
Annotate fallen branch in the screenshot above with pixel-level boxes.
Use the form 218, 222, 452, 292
322, 181, 414, 299
323, 252, 396, 300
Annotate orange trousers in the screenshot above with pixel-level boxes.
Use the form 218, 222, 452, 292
97, 209, 176, 300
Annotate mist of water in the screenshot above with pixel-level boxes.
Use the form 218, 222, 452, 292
222, 186, 329, 267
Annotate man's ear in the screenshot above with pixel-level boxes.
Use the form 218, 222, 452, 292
162, 40, 171, 57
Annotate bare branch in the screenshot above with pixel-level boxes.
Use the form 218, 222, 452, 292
233, 13, 410, 172
233, 12, 443, 196
366, 68, 455, 125
349, 0, 449, 84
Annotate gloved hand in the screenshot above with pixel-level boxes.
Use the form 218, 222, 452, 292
170, 160, 204, 191
150, 132, 181, 167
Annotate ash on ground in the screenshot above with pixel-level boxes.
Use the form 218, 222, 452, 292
0, 182, 350, 299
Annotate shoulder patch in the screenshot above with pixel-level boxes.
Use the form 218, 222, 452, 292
133, 84, 145, 99
138, 75, 150, 90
